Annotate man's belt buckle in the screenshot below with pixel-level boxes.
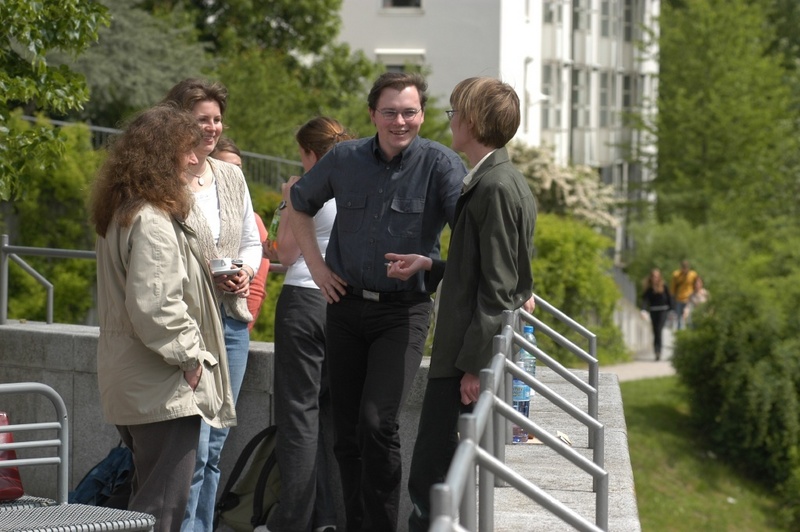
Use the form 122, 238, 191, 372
362, 289, 381, 302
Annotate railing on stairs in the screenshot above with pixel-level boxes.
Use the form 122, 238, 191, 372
429, 299, 608, 532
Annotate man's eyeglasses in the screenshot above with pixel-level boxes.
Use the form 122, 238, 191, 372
376, 108, 421, 121
445, 110, 457, 120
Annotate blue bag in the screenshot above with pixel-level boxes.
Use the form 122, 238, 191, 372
68, 443, 133, 506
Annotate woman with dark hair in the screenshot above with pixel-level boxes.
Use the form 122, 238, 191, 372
161, 79, 262, 531
267, 117, 353, 532
641, 268, 673, 360
91, 104, 236, 532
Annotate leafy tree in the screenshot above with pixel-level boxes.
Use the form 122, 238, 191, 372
532, 214, 627, 365
3, 113, 101, 323
139, 0, 343, 56
0, 0, 109, 200
653, 0, 798, 226
508, 141, 620, 232
54, 0, 212, 127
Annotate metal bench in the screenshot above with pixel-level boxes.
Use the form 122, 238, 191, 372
0, 382, 155, 531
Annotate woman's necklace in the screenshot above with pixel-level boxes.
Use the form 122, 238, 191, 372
185, 161, 208, 186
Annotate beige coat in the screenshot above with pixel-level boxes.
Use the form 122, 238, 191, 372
95, 204, 236, 428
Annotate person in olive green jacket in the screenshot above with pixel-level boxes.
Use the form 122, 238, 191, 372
90, 105, 236, 532
384, 77, 537, 532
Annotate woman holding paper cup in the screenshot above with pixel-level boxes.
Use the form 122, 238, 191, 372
161, 78, 262, 531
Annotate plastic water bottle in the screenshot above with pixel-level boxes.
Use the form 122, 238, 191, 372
519, 325, 537, 389
519, 325, 537, 441
511, 361, 530, 444
267, 201, 283, 249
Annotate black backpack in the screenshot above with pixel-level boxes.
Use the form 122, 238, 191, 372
214, 425, 281, 531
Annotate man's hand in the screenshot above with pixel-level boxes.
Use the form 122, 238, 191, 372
460, 372, 481, 405
309, 262, 347, 303
523, 294, 536, 313
384, 253, 432, 281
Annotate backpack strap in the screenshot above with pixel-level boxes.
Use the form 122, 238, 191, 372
213, 425, 276, 528
251, 431, 279, 527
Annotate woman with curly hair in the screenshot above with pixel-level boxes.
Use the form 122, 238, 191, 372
91, 104, 236, 532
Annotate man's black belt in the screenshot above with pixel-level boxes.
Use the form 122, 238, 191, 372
345, 286, 429, 303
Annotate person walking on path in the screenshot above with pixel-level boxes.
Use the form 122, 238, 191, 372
683, 275, 710, 328
267, 117, 353, 532
669, 260, 697, 330
382, 77, 537, 532
288, 72, 467, 531
641, 268, 673, 361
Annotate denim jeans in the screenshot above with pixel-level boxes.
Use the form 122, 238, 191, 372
181, 307, 249, 532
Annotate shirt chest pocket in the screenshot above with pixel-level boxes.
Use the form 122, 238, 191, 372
388, 197, 425, 238
336, 193, 367, 233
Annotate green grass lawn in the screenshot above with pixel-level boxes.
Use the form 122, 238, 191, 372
621, 376, 785, 531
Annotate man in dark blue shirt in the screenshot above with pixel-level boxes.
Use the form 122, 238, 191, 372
289, 72, 467, 532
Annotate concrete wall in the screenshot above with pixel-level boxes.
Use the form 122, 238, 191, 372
0, 320, 426, 531
0, 319, 640, 530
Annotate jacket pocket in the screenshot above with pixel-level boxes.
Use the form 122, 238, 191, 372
388, 197, 424, 238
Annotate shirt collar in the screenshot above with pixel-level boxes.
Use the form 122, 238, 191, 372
462, 149, 496, 189
371, 134, 421, 164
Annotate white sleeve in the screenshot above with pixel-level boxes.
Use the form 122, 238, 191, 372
238, 183, 262, 275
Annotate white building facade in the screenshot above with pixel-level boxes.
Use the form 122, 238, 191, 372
337, 0, 660, 261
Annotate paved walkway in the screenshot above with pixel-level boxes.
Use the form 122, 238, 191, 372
603, 326, 677, 382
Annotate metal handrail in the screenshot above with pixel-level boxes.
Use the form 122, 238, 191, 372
430, 305, 608, 531
0, 234, 96, 324
0, 234, 289, 325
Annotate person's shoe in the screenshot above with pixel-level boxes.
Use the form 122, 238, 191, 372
655, 351, 661, 361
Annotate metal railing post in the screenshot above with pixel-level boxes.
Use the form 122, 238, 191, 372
1, 234, 8, 325
479, 369, 495, 531
458, 414, 478, 530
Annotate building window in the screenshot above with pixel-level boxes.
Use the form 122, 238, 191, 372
622, 74, 632, 109
571, 68, 590, 128
599, 71, 618, 127
544, 0, 562, 24
384, 0, 421, 6
573, 0, 591, 32
375, 49, 425, 73
624, 0, 634, 41
601, 0, 619, 37
541, 63, 562, 130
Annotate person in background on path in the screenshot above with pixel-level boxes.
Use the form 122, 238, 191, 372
210, 136, 270, 331
91, 105, 236, 532
161, 78, 262, 532
641, 268, 673, 361
683, 275, 710, 328
267, 117, 354, 532
382, 77, 537, 531
288, 72, 467, 531
669, 260, 697, 330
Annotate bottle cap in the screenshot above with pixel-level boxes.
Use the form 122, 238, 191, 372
523, 325, 534, 334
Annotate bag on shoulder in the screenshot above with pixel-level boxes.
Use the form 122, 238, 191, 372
0, 411, 25, 502
214, 425, 281, 532
69, 442, 133, 507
